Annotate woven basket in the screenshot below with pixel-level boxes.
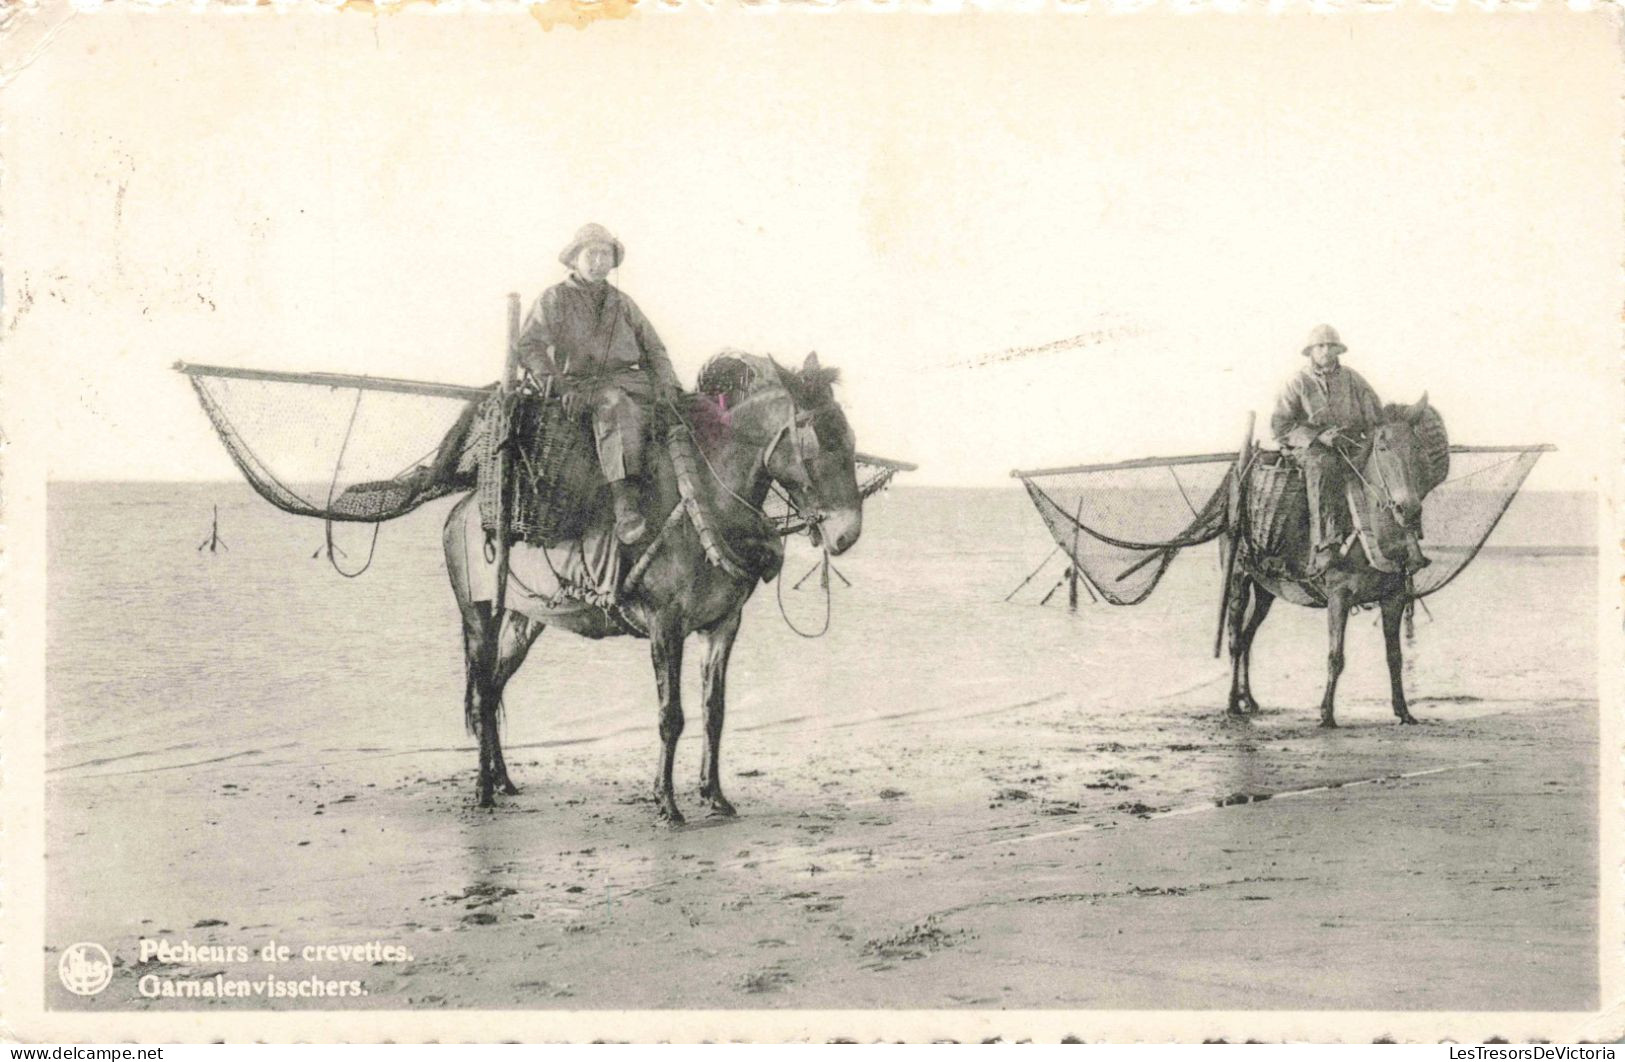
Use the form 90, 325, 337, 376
478, 393, 603, 547
1244, 456, 1306, 557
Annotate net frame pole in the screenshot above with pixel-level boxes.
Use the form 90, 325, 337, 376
488, 295, 522, 661
1213, 411, 1255, 658
173, 360, 492, 402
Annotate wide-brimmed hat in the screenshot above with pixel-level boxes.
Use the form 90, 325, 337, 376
559, 223, 624, 269
1301, 323, 1346, 357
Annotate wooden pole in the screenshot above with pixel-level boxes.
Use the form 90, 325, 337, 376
197, 504, 227, 552
1068, 496, 1085, 611
487, 294, 522, 664
173, 360, 491, 401
1213, 411, 1255, 658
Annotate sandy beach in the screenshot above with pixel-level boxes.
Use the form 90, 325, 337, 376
47, 692, 1596, 1014
43, 486, 1600, 1017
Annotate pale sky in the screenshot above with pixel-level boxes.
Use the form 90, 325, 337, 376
3, 5, 1619, 489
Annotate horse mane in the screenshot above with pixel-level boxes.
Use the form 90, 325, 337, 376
696, 349, 839, 408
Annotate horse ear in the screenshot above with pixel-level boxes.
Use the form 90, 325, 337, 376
766, 353, 799, 396
803, 351, 821, 375
1408, 392, 1431, 423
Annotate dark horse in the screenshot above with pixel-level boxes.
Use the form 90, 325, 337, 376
1226, 396, 1445, 728
443, 352, 862, 821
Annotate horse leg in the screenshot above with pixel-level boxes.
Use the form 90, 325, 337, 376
1226, 574, 1253, 716
489, 612, 546, 794
697, 608, 743, 817
462, 602, 502, 807
1319, 589, 1351, 728
462, 605, 544, 806
1381, 596, 1417, 725
1233, 582, 1275, 715
649, 616, 686, 826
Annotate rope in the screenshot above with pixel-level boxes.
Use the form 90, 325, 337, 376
776, 548, 833, 638
322, 389, 382, 578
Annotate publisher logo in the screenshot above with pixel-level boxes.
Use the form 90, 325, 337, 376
58, 942, 113, 996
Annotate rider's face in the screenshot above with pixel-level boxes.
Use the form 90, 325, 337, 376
574, 243, 616, 283
1308, 343, 1342, 370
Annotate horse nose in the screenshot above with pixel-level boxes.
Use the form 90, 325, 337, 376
825, 509, 862, 556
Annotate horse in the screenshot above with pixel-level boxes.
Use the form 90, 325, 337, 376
1225, 395, 1446, 728
442, 351, 863, 821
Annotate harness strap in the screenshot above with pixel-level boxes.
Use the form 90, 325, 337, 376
619, 503, 691, 596
666, 423, 754, 580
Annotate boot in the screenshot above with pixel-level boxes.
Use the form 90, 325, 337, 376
610, 479, 648, 545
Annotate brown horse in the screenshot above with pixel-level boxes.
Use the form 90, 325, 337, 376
442, 352, 863, 820
1226, 396, 1444, 728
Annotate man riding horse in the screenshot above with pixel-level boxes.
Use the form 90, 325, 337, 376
412, 223, 680, 545
1271, 324, 1429, 576
518, 224, 682, 546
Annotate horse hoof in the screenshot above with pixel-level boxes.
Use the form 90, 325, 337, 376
1318, 718, 1338, 729
499, 781, 521, 796
1397, 714, 1419, 726
477, 794, 496, 809
707, 797, 738, 818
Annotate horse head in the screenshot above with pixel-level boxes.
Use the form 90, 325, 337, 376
697, 350, 864, 556
763, 352, 863, 555
1366, 393, 1446, 545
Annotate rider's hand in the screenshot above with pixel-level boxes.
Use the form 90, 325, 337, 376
1316, 427, 1341, 446
560, 388, 586, 417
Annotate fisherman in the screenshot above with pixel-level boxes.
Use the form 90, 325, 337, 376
406, 224, 682, 544
1271, 324, 1426, 576
515, 224, 683, 545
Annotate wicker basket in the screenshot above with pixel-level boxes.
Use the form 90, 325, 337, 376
478, 393, 604, 548
1244, 455, 1307, 557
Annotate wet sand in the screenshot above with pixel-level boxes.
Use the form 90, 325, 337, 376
48, 693, 1596, 1014
43, 485, 1600, 1021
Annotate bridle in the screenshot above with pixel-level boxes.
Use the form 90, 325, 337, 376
1336, 424, 1417, 531
713, 385, 844, 536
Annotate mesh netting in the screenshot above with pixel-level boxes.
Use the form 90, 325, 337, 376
1406, 446, 1546, 598
183, 366, 489, 522
1017, 456, 1235, 604
1016, 444, 1548, 606
182, 363, 915, 537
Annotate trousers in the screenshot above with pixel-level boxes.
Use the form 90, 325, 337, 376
578, 371, 652, 483
1297, 444, 1349, 552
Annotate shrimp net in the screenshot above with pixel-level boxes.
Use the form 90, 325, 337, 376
179, 362, 916, 537
180, 363, 490, 522
1016, 445, 1549, 606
